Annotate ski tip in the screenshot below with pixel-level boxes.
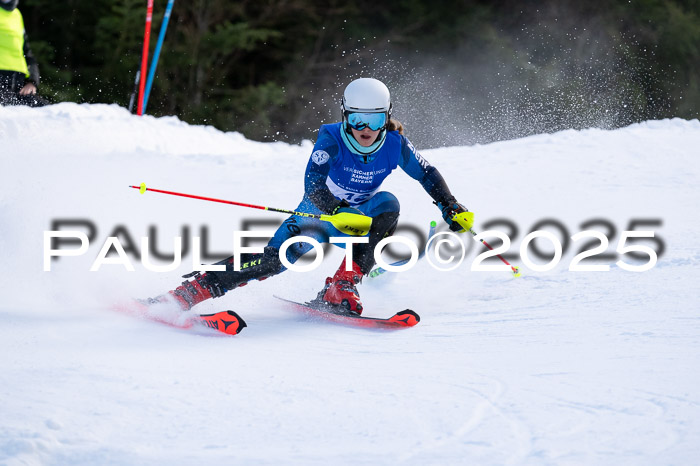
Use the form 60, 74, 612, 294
226, 310, 247, 333
389, 309, 420, 327
198, 309, 247, 335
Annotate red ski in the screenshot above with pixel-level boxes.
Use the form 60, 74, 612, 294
112, 300, 246, 336
274, 296, 420, 329
197, 310, 247, 335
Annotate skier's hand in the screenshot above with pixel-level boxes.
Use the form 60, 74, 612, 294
332, 199, 363, 217
19, 83, 37, 96
436, 198, 473, 233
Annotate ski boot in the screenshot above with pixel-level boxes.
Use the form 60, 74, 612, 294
141, 272, 221, 311
317, 259, 364, 314
142, 247, 283, 311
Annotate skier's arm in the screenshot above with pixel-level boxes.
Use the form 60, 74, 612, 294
399, 136, 473, 232
398, 136, 455, 204
23, 32, 40, 86
304, 131, 342, 213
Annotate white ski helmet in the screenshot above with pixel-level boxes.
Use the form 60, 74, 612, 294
342, 78, 392, 116
340, 78, 393, 158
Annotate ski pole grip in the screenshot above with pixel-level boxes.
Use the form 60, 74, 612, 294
321, 212, 372, 236
453, 211, 474, 232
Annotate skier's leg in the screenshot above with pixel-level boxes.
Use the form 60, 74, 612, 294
164, 246, 285, 310
320, 192, 400, 314
156, 197, 332, 311
266, 198, 332, 267
352, 191, 401, 275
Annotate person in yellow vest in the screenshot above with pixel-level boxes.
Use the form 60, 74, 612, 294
0, 0, 47, 107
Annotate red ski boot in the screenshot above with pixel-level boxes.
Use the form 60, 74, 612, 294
319, 259, 364, 314
169, 274, 216, 310
143, 273, 216, 311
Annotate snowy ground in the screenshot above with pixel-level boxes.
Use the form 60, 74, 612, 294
1, 103, 699, 465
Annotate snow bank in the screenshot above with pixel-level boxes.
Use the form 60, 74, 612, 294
1, 103, 699, 465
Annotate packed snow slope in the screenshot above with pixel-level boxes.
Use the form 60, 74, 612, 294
1, 103, 699, 466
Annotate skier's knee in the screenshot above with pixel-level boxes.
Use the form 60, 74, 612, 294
373, 211, 400, 238
372, 191, 400, 215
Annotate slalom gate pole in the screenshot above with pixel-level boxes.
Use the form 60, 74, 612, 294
469, 228, 521, 277
143, 0, 175, 113
136, 0, 155, 116
129, 183, 372, 236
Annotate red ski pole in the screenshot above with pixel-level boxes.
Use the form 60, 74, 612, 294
129, 183, 373, 236
136, 0, 154, 116
470, 229, 521, 277
453, 214, 521, 277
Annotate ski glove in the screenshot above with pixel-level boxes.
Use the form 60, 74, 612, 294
332, 199, 363, 217
435, 198, 474, 233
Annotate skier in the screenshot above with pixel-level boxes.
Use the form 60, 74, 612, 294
0, 0, 47, 107
147, 78, 472, 315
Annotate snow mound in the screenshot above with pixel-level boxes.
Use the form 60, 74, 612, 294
1, 103, 699, 465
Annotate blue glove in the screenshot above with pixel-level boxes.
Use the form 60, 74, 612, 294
435, 198, 473, 233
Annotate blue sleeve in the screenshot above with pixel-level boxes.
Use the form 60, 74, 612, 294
399, 135, 455, 204
304, 127, 342, 213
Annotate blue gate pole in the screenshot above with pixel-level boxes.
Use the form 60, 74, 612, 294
143, 0, 175, 113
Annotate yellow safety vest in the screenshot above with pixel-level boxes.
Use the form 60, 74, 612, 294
0, 8, 29, 77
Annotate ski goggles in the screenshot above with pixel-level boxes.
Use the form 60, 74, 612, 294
346, 112, 387, 131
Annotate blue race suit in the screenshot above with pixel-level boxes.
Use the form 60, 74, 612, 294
268, 122, 455, 267
206, 122, 457, 290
